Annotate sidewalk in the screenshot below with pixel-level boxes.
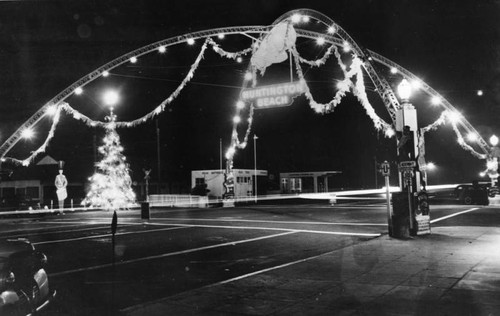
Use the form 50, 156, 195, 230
122, 226, 500, 316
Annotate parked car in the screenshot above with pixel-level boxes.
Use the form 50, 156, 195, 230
454, 183, 490, 205
0, 238, 55, 315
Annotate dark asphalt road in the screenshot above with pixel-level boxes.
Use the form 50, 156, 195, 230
0, 202, 496, 315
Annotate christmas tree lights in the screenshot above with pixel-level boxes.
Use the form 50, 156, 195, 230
82, 113, 136, 210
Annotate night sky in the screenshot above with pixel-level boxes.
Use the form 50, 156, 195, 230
0, 0, 499, 192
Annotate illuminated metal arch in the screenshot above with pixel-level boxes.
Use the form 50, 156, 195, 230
0, 9, 490, 159
0, 26, 273, 159
369, 49, 490, 153
273, 8, 490, 155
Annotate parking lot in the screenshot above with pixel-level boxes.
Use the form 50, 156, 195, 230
1, 201, 499, 315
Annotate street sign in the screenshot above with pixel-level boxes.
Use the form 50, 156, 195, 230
398, 160, 416, 172
402, 169, 414, 183
380, 161, 390, 176
399, 161, 416, 168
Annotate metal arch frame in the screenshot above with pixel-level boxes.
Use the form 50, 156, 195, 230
0, 10, 490, 159
273, 8, 490, 156
0, 26, 273, 159
368, 49, 490, 154
273, 8, 402, 121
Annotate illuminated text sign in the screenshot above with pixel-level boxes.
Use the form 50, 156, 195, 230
241, 81, 305, 109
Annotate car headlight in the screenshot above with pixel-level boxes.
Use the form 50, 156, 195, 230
0, 271, 15, 290
35, 251, 48, 268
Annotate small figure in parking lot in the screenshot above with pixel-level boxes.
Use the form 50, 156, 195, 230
55, 161, 68, 214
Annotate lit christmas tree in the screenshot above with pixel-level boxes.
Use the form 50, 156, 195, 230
82, 111, 136, 210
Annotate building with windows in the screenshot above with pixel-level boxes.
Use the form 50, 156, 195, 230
191, 169, 268, 199
280, 171, 342, 194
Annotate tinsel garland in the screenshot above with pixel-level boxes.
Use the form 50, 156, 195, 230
7, 37, 255, 166
4, 34, 489, 168
207, 37, 253, 59
58, 38, 211, 129
115, 38, 210, 128
6, 106, 63, 166
4, 39, 211, 166
420, 111, 486, 159
420, 111, 447, 135
60, 37, 254, 129
291, 47, 352, 114
292, 47, 392, 132
450, 120, 486, 159
297, 44, 336, 67
351, 58, 392, 131
226, 70, 257, 160
61, 103, 106, 128
237, 103, 255, 149
333, 43, 348, 75
209, 37, 257, 156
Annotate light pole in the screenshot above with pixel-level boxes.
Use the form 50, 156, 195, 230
487, 135, 499, 186
253, 134, 258, 204
156, 119, 161, 191
220, 138, 223, 201
394, 78, 425, 236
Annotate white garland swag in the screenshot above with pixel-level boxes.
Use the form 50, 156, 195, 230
4, 34, 488, 166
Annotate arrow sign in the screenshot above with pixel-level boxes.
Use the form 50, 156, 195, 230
380, 161, 390, 176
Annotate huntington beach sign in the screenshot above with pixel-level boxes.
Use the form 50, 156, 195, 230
241, 81, 305, 109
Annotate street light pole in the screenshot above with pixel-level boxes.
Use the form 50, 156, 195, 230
488, 135, 499, 187
220, 138, 224, 201
253, 134, 258, 204
219, 138, 223, 171
156, 119, 161, 191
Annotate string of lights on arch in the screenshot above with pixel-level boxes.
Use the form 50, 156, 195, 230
2, 12, 490, 172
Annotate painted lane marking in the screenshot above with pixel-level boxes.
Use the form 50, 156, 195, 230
40, 220, 143, 225
430, 207, 480, 224
154, 217, 387, 226
50, 231, 296, 277
145, 222, 382, 237
0, 223, 86, 236
119, 235, 375, 314
2, 224, 136, 238
219, 251, 338, 285
252, 204, 385, 209
33, 226, 187, 245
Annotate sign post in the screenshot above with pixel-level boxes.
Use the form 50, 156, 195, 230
399, 161, 416, 232
111, 210, 117, 314
380, 161, 392, 234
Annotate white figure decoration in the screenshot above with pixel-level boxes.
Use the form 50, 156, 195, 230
55, 161, 68, 212
250, 21, 297, 75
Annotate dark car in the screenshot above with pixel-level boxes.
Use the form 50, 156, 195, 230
0, 239, 55, 315
454, 184, 490, 205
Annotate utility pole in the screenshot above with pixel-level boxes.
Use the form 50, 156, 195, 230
253, 134, 258, 203
156, 119, 161, 190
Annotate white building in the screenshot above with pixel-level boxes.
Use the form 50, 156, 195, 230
191, 169, 268, 199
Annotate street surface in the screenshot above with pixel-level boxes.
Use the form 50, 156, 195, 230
0, 201, 498, 315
